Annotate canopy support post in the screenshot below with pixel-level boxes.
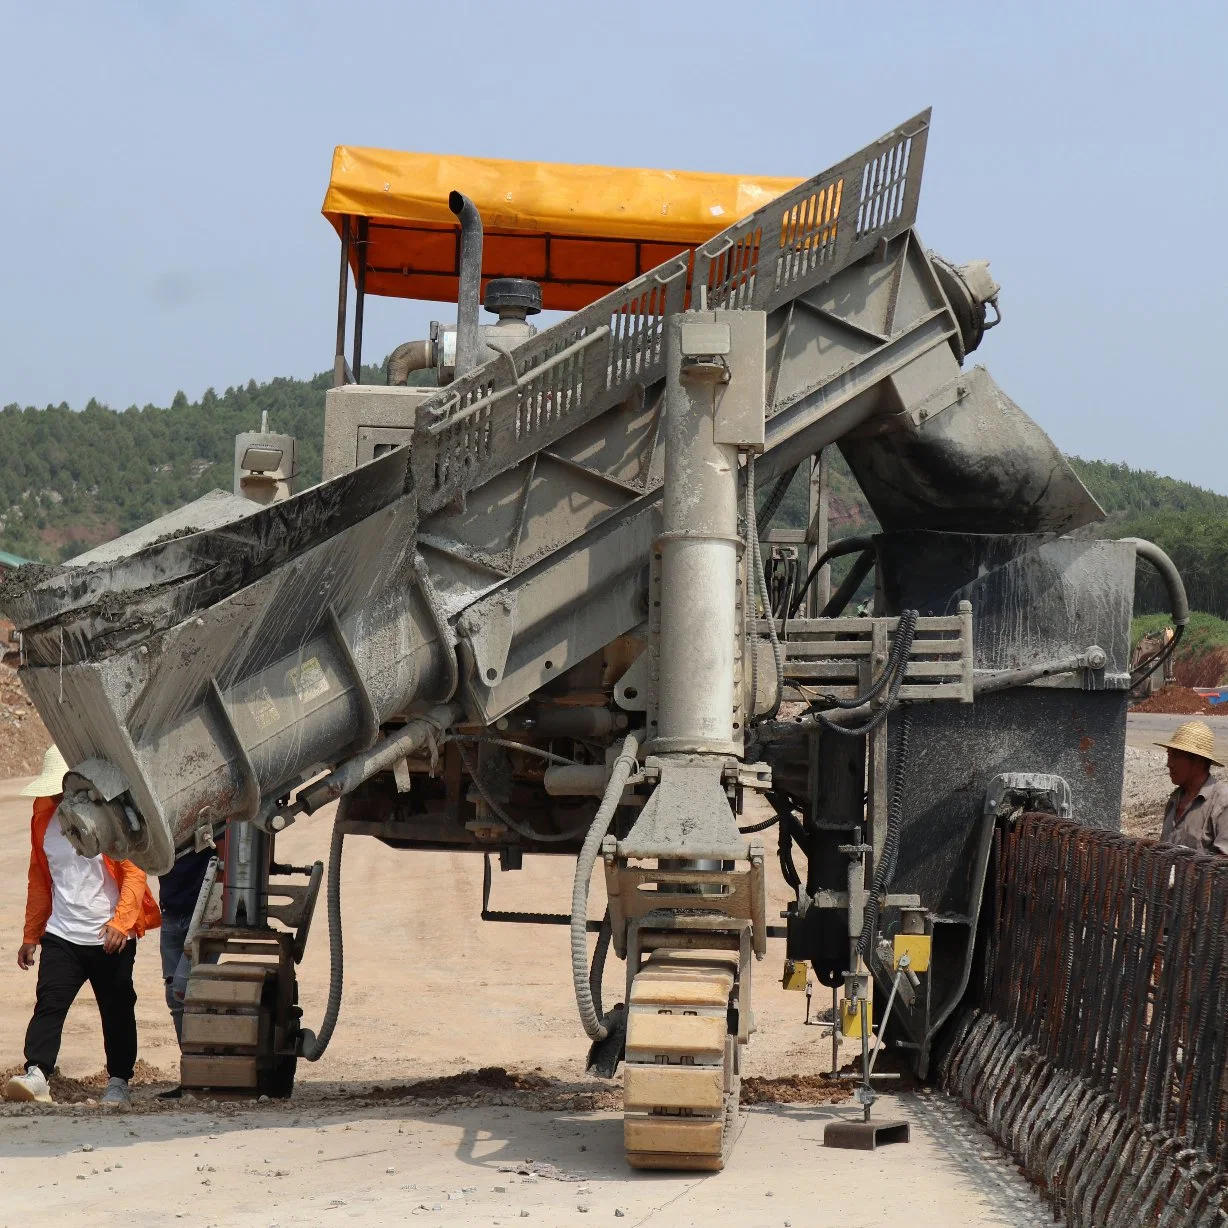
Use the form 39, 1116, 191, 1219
352, 217, 369, 383
334, 216, 351, 387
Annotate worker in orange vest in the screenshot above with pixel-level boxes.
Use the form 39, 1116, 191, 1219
3, 747, 160, 1109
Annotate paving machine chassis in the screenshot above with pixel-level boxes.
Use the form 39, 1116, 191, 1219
1, 112, 1188, 1175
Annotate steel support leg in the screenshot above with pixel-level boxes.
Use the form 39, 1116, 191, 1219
222, 820, 270, 928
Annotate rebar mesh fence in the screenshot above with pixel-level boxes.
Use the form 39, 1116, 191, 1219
941, 813, 1228, 1226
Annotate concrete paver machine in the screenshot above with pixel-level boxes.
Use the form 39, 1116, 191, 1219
2, 112, 1184, 1171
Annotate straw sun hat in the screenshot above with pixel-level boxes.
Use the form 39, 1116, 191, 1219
1154, 720, 1224, 768
20, 745, 69, 798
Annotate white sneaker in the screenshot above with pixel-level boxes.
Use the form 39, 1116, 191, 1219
3, 1065, 52, 1104
100, 1076, 131, 1110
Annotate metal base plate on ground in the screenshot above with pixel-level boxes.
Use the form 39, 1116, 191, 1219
823, 1119, 910, 1150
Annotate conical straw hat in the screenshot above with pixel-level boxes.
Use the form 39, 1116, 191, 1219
1155, 719, 1224, 767
20, 745, 69, 798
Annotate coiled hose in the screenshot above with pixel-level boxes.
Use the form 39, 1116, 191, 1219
815, 609, 918, 738
746, 454, 785, 723
571, 733, 640, 1041
857, 710, 912, 963
299, 802, 347, 1061
819, 607, 919, 711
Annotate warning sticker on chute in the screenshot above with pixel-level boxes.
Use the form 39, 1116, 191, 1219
250, 688, 281, 730
288, 656, 330, 703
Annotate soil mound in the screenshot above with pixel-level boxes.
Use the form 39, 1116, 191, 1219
742, 1073, 851, 1105
1132, 686, 1218, 715
0, 663, 50, 779
1, 1059, 170, 1104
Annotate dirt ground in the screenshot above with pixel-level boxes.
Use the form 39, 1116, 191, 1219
0, 775, 1053, 1226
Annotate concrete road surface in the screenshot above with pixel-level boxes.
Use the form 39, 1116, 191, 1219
1127, 711, 1228, 759
0, 1091, 1051, 1227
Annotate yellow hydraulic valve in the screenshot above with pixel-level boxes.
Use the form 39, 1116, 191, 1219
840, 996, 872, 1038
893, 933, 932, 973
781, 959, 808, 991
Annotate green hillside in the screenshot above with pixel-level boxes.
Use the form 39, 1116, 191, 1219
0, 365, 380, 561
2, 373, 1227, 625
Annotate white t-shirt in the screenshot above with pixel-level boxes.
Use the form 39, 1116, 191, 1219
42, 821, 119, 946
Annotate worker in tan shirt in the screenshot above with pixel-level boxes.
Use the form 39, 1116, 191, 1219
1157, 720, 1228, 855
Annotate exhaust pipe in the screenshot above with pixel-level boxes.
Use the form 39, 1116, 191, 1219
449, 190, 483, 378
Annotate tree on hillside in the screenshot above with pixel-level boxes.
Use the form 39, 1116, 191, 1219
3, 379, 1227, 625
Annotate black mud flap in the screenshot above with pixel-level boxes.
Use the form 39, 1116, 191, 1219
585, 1003, 626, 1078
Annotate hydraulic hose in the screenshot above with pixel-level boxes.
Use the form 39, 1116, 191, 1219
820, 548, 876, 618
775, 796, 802, 893
790, 535, 877, 618
857, 709, 912, 963
571, 733, 639, 1041
589, 911, 612, 1013
299, 802, 347, 1061
747, 454, 785, 723
1121, 538, 1189, 687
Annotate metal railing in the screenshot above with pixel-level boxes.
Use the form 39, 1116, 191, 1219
412, 255, 689, 516
692, 109, 929, 315
410, 111, 931, 517
943, 813, 1228, 1226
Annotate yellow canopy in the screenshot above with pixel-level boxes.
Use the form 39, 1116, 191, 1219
322, 147, 802, 311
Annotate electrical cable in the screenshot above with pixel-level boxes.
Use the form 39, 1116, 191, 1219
446, 734, 579, 766
299, 803, 346, 1061
738, 812, 781, 834
813, 609, 918, 738
857, 710, 912, 963
571, 734, 640, 1040
813, 609, 919, 712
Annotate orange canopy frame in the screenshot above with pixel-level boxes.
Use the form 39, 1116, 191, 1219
322, 146, 802, 313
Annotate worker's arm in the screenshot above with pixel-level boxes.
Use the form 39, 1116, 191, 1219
108, 859, 149, 939
22, 822, 52, 950
1207, 787, 1228, 857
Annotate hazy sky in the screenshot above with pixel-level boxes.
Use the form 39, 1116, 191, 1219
3, 2, 1226, 491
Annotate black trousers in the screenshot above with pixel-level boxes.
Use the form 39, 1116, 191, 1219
24, 932, 138, 1082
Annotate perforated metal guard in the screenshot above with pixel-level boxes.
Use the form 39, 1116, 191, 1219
692, 109, 929, 314
412, 255, 689, 515
770, 610, 972, 704
409, 111, 929, 516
